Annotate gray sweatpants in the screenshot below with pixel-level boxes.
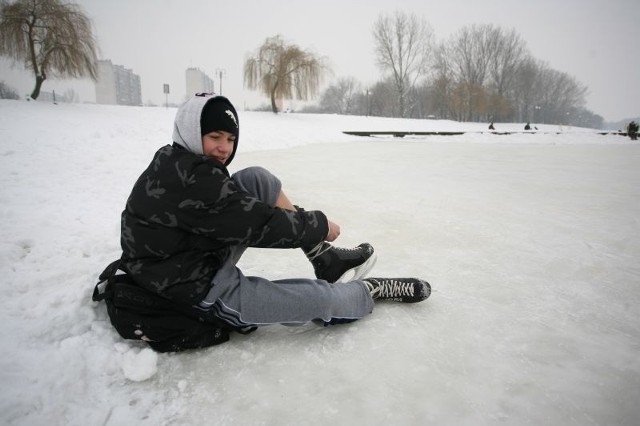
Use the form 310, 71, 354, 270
198, 166, 374, 327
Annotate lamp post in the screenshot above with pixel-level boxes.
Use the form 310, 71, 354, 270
365, 88, 370, 117
163, 84, 170, 108
215, 68, 226, 95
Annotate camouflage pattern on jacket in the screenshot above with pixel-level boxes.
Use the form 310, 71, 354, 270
120, 143, 329, 305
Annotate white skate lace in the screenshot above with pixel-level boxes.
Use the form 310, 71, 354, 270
334, 246, 362, 253
370, 279, 415, 298
305, 242, 331, 261
307, 243, 369, 261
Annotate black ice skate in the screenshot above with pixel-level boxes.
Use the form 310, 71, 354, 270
305, 242, 376, 283
363, 278, 431, 303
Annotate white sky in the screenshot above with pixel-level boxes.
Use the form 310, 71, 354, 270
1, 0, 638, 121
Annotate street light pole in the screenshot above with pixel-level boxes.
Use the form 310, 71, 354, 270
215, 68, 226, 95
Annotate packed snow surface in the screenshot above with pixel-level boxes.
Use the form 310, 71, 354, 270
1, 99, 639, 425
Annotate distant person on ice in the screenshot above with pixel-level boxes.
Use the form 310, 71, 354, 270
524, 122, 531, 130
95, 93, 430, 351
488, 122, 495, 130
627, 121, 638, 140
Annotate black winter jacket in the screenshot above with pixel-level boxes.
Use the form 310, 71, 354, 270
120, 143, 329, 305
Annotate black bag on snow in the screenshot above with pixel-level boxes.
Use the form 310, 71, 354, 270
92, 259, 245, 352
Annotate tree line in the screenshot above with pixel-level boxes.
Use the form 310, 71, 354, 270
0, 1, 603, 128
245, 12, 603, 128
319, 14, 601, 127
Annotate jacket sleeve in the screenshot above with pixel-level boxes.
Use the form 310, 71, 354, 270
177, 163, 329, 249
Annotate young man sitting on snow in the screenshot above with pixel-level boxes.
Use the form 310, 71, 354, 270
97, 93, 430, 351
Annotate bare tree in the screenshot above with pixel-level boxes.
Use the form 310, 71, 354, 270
441, 24, 529, 122
431, 44, 455, 119
447, 25, 493, 85
319, 76, 362, 115
0, 0, 98, 100
536, 64, 588, 124
513, 56, 542, 122
244, 35, 328, 113
443, 24, 497, 121
486, 27, 528, 120
449, 82, 488, 122
512, 58, 588, 125
372, 11, 434, 118
568, 107, 603, 129
428, 23, 589, 125
367, 78, 397, 117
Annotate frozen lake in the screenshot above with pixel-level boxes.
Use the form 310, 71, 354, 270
1, 100, 638, 425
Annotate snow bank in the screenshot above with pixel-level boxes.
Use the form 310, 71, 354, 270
1, 99, 638, 425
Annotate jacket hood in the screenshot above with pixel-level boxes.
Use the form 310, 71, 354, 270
172, 94, 239, 165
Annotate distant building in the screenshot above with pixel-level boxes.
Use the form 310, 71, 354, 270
95, 60, 142, 106
185, 67, 215, 98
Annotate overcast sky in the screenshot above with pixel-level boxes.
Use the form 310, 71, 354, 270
1, 0, 638, 121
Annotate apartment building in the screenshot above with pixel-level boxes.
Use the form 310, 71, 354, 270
95, 60, 142, 106
185, 67, 215, 98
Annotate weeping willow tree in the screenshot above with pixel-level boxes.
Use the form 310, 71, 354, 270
244, 35, 328, 113
0, 0, 98, 100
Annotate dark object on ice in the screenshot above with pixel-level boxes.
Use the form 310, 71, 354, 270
627, 121, 638, 140
92, 258, 250, 353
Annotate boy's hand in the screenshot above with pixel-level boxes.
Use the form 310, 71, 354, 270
326, 220, 341, 242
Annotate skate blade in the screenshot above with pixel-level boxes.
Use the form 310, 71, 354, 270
335, 253, 377, 283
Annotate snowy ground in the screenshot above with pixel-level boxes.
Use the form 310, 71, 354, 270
1, 99, 639, 426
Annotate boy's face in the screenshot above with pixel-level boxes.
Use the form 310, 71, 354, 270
201, 130, 235, 164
